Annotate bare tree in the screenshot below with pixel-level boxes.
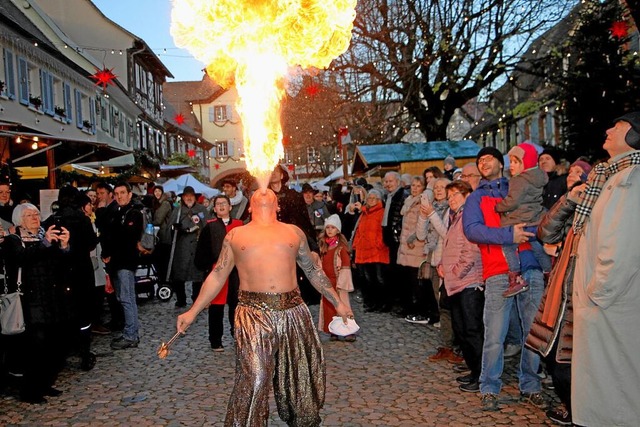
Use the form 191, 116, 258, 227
331, 0, 577, 142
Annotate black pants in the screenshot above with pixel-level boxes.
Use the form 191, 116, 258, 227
450, 287, 485, 380
359, 263, 387, 309
173, 281, 203, 305
545, 339, 572, 411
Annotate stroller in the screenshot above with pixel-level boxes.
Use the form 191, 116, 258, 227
135, 263, 173, 302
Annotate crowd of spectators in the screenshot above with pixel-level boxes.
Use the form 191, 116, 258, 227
1, 114, 639, 426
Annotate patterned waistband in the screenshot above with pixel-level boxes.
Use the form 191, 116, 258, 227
238, 288, 304, 311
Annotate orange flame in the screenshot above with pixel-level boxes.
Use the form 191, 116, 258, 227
170, 0, 356, 187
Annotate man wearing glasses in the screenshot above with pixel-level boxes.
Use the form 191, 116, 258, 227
462, 147, 545, 412
195, 195, 244, 352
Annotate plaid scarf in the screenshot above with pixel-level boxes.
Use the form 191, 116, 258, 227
572, 150, 640, 235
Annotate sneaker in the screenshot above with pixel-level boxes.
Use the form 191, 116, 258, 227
504, 343, 521, 359
546, 406, 572, 425
330, 334, 339, 341
344, 334, 357, 342
211, 345, 224, 353
428, 347, 453, 362
405, 314, 430, 324
503, 272, 529, 298
110, 337, 139, 350
456, 373, 475, 384
520, 391, 547, 409
459, 381, 480, 393
453, 364, 470, 373
481, 393, 499, 411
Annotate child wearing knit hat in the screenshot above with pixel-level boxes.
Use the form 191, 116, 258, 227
495, 143, 552, 297
317, 214, 356, 342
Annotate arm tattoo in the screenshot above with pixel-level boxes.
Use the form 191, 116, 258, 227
213, 230, 234, 273
296, 229, 340, 308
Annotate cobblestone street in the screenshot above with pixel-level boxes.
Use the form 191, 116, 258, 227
0, 291, 558, 426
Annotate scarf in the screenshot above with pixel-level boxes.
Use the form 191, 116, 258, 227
572, 150, 640, 235
228, 190, 244, 206
18, 225, 46, 243
382, 187, 401, 226
325, 236, 339, 248
400, 194, 420, 216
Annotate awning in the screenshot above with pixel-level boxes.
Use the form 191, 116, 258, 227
1, 129, 130, 167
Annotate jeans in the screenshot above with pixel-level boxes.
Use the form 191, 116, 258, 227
503, 241, 552, 273
450, 286, 485, 380
114, 269, 139, 341
479, 269, 544, 394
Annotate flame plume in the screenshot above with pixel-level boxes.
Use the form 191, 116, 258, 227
171, 0, 356, 187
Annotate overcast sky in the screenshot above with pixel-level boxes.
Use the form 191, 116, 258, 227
91, 0, 206, 82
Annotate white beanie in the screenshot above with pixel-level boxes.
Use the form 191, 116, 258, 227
324, 214, 342, 233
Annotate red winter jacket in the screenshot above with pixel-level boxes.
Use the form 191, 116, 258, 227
352, 203, 390, 264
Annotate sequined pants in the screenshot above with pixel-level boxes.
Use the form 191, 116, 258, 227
225, 289, 325, 427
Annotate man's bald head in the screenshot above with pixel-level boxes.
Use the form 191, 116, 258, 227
250, 188, 278, 211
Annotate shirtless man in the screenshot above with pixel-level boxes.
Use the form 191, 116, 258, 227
177, 188, 350, 427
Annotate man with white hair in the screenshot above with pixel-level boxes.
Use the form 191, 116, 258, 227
570, 112, 640, 426
382, 171, 408, 313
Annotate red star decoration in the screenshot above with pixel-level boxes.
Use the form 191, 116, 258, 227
611, 21, 628, 39
214, 164, 220, 170
187, 149, 196, 157
305, 84, 320, 98
90, 66, 117, 90
174, 113, 185, 126
287, 164, 295, 171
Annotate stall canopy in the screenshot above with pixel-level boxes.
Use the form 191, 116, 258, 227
162, 174, 219, 199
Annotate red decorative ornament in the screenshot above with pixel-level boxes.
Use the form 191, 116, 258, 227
174, 113, 185, 125
611, 21, 628, 39
214, 164, 220, 170
187, 149, 196, 157
305, 84, 320, 98
287, 164, 295, 171
90, 66, 117, 90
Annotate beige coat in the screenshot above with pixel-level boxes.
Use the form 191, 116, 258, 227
572, 161, 640, 426
396, 196, 426, 268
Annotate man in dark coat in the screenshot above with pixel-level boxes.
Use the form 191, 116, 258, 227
269, 165, 320, 304
101, 182, 148, 350
168, 186, 208, 307
382, 171, 408, 313
43, 186, 98, 370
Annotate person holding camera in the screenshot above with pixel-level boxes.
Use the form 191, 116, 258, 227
1, 203, 70, 403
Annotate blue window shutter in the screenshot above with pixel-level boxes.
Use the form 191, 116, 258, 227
208, 106, 214, 122
64, 83, 72, 123
42, 71, 54, 116
90, 97, 96, 134
75, 89, 83, 128
17, 57, 28, 105
226, 105, 233, 120
39, 69, 45, 105
227, 140, 234, 157
3, 49, 15, 99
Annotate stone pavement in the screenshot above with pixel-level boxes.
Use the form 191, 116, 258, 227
0, 290, 559, 426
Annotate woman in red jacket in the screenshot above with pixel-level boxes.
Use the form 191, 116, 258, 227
352, 189, 390, 312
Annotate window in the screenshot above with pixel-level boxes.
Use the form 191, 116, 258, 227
307, 146, 318, 163
2, 49, 16, 99
39, 70, 55, 115
216, 140, 229, 157
17, 56, 38, 106
75, 90, 95, 132
209, 105, 233, 122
